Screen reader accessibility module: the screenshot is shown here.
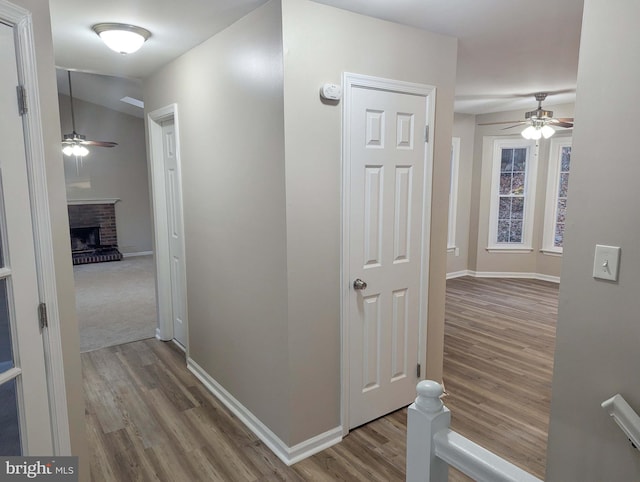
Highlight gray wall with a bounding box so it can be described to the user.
[12,1,88,479]
[546,0,640,479]
[145,0,457,447]
[447,113,475,275]
[60,95,153,254]
[144,0,292,442]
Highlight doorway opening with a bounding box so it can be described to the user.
[56,69,158,353]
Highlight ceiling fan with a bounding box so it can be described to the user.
[61,70,118,157]
[478,92,574,140]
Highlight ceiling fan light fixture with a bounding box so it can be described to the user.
[61,70,118,154]
[521,122,556,140]
[521,125,537,140]
[480,92,573,135]
[541,124,556,139]
[92,23,151,54]
[63,144,89,157]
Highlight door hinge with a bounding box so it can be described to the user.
[38,302,48,330]
[16,85,27,116]
[424,125,429,143]
[417,363,422,378]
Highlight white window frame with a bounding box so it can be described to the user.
[486,137,538,252]
[447,137,460,253]
[542,136,572,255]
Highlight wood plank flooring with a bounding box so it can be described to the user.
[83,339,409,481]
[82,276,558,481]
[445,277,558,481]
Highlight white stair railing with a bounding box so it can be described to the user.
[601,393,640,450]
[406,380,543,482]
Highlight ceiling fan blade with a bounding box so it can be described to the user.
[501,124,526,130]
[555,117,574,122]
[82,140,118,147]
[553,122,574,128]
[478,120,525,126]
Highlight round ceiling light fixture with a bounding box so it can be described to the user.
[92,23,151,55]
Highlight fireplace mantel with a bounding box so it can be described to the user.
[67,198,120,206]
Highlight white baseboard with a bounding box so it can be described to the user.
[122,251,153,258]
[530,273,561,283]
[187,358,342,466]
[446,270,560,284]
[446,270,471,279]
[469,270,560,283]
[172,339,186,352]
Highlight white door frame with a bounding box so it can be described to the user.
[0,0,71,454]
[147,104,189,353]
[341,72,436,434]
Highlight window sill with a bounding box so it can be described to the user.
[540,249,563,257]
[486,246,534,254]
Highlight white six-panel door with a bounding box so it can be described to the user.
[347,81,429,429]
[161,120,187,347]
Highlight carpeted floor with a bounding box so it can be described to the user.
[74,255,157,353]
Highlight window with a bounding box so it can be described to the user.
[487,138,537,251]
[447,137,460,253]
[542,137,572,254]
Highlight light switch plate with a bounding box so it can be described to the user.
[593,244,621,281]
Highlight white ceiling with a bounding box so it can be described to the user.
[50,0,267,79]
[49,0,584,116]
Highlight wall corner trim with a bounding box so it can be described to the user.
[187,358,342,466]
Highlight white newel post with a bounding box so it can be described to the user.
[406,380,451,482]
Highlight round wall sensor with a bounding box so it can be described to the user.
[320,83,342,101]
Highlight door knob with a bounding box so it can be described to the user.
[353,278,367,290]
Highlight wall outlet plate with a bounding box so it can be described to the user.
[593,244,621,281]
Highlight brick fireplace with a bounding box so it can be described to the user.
[68,201,123,265]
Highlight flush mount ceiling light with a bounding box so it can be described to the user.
[92,23,151,54]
